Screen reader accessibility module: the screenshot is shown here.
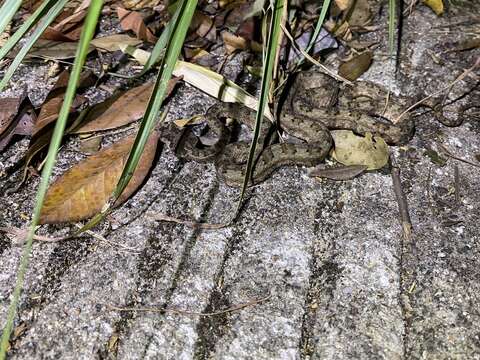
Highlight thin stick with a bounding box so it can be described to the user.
[105,294,272,317]
[0,225,140,252]
[280,24,353,86]
[394,57,480,123]
[391,166,412,240]
[148,213,229,230]
[454,165,460,205]
[438,144,480,168]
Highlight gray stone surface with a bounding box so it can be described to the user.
[1,3,480,360]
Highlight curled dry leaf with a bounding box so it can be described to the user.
[330,130,389,170]
[423,0,444,15]
[173,61,273,120]
[117,6,157,43]
[190,11,216,42]
[309,164,368,180]
[74,77,180,134]
[0,95,37,151]
[338,51,373,81]
[39,131,160,224]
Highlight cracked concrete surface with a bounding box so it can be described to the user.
[1,3,480,360]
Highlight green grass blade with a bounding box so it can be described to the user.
[0,0,60,63]
[114,0,197,198]
[0,0,22,36]
[304,0,331,56]
[73,0,198,235]
[0,2,103,358]
[236,0,286,216]
[388,0,396,55]
[139,6,181,75]
[0,0,69,91]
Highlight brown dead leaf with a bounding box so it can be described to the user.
[41,27,77,42]
[74,77,180,134]
[39,131,160,224]
[117,6,157,43]
[0,95,36,151]
[338,51,373,81]
[34,70,96,135]
[91,34,142,52]
[79,136,102,154]
[28,40,95,59]
[190,11,216,42]
[222,31,248,54]
[52,0,91,40]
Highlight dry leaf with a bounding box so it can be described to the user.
[28,40,94,59]
[222,31,248,53]
[39,131,160,224]
[79,136,102,154]
[190,11,216,42]
[338,51,373,81]
[74,77,179,134]
[330,130,389,170]
[91,34,142,52]
[309,164,368,180]
[0,95,36,151]
[121,0,161,10]
[40,27,77,42]
[34,70,95,135]
[423,0,444,15]
[117,6,157,43]
[172,61,273,120]
[335,0,353,11]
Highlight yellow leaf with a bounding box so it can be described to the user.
[330,130,389,170]
[423,0,444,15]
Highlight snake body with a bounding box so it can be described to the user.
[170,72,459,187]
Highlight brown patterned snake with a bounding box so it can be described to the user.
[163,72,459,187]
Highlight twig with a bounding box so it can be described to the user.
[438,143,480,168]
[394,57,480,123]
[391,166,412,240]
[104,294,272,317]
[0,225,140,252]
[0,226,69,244]
[73,224,141,252]
[454,165,460,205]
[280,24,353,86]
[148,213,229,230]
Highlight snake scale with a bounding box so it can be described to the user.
[163,72,461,187]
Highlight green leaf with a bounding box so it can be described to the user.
[236,0,286,216]
[0,0,70,91]
[0,0,22,37]
[303,0,331,57]
[388,0,396,55]
[75,0,198,234]
[0,1,104,358]
[0,0,61,63]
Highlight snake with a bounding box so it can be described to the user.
[164,71,461,188]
